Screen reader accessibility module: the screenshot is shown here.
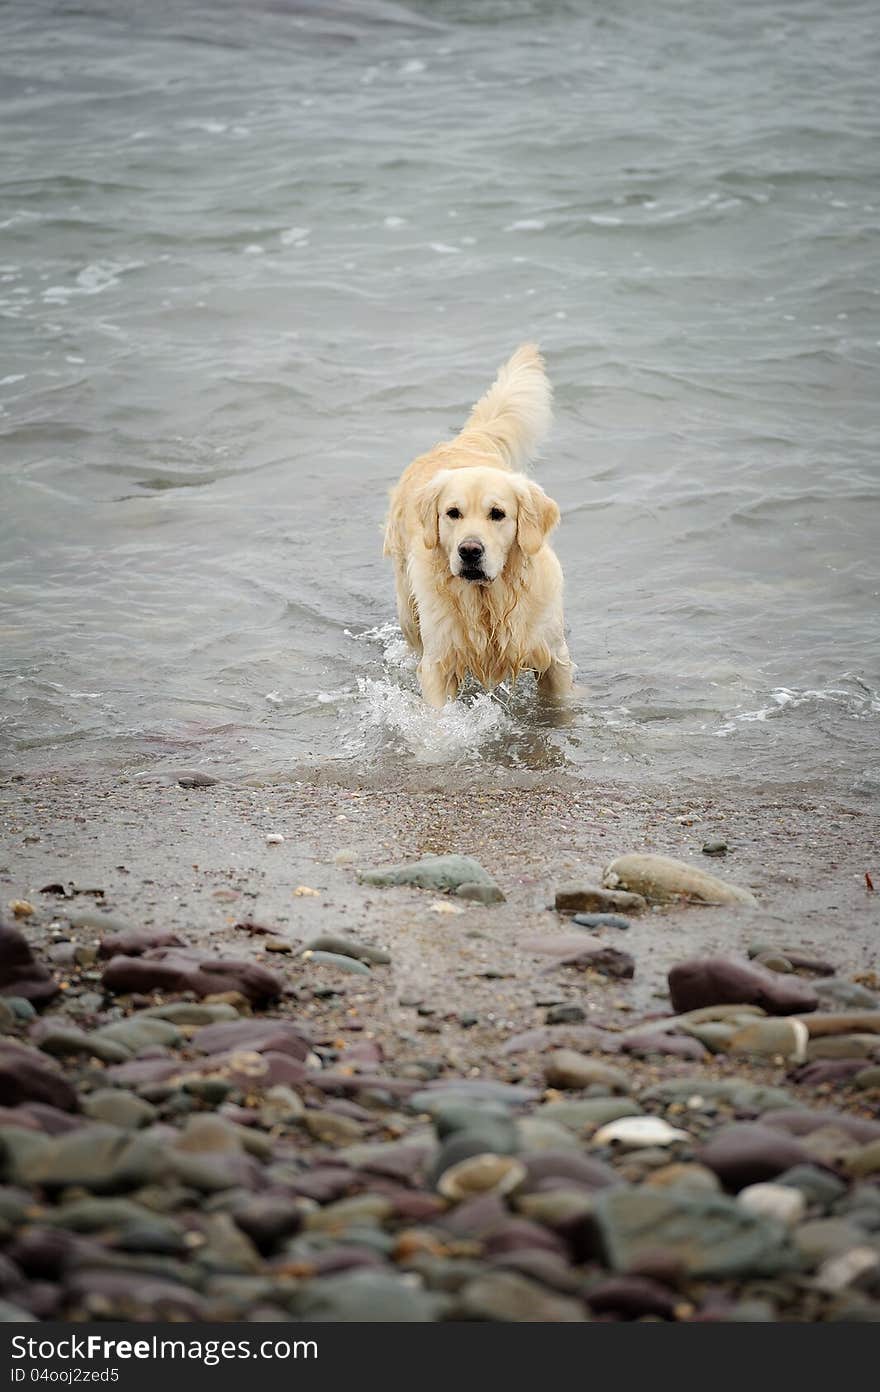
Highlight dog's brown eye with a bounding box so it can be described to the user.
[489,507,506,521]
[446,507,462,519]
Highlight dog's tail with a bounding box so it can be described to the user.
[460,342,552,470]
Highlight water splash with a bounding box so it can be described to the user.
[342,622,512,763]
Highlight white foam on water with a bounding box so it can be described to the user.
[715,680,880,736]
[342,622,512,763]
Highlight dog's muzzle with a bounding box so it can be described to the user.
[456,538,487,581]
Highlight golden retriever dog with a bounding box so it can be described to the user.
[383,343,574,708]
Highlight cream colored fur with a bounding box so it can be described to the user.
[383,344,574,707]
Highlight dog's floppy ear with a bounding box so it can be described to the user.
[415,473,448,550]
[515,477,560,556]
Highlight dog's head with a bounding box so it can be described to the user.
[416,466,560,583]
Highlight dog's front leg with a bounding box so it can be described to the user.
[418,656,455,708]
[537,650,575,699]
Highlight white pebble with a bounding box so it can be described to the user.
[592,1117,689,1149]
[737,1183,806,1226]
[816,1246,880,1293]
[265,833,284,845]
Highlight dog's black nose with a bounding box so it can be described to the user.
[458,540,485,564]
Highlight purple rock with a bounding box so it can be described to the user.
[586,1275,679,1320]
[0,919,58,1005]
[621,1031,708,1060]
[0,1040,78,1112]
[759,1108,880,1143]
[63,1268,206,1318]
[102,948,282,1005]
[668,957,818,1016]
[519,1151,620,1194]
[483,1219,568,1259]
[191,1018,311,1059]
[698,1123,812,1191]
[788,1060,866,1087]
[98,929,184,959]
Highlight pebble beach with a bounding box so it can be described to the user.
[1,769,879,1322]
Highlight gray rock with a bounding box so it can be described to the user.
[572,913,631,930]
[457,1270,587,1321]
[292,1270,444,1321]
[701,840,729,856]
[593,1187,798,1278]
[303,935,390,965]
[816,980,879,1010]
[456,882,505,904]
[543,1052,630,1093]
[430,1129,518,1187]
[410,1082,539,1114]
[360,854,503,902]
[303,950,371,975]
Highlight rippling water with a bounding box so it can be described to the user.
[1,0,878,792]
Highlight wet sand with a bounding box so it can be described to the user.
[3,768,878,1059]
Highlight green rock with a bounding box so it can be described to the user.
[4,998,36,1022]
[538,1098,643,1130]
[516,1117,581,1153]
[593,1187,799,1278]
[516,1189,596,1226]
[0,1128,52,1183]
[140,1003,239,1025]
[0,1187,32,1225]
[432,1102,517,1148]
[794,1218,868,1265]
[360,854,503,901]
[37,1027,130,1065]
[854,1066,880,1090]
[82,1090,157,1129]
[0,1299,34,1321]
[94,1017,182,1054]
[16,1126,166,1194]
[641,1078,796,1114]
[776,1165,847,1208]
[45,1195,158,1231]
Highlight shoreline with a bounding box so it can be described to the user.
[1,768,879,1322]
